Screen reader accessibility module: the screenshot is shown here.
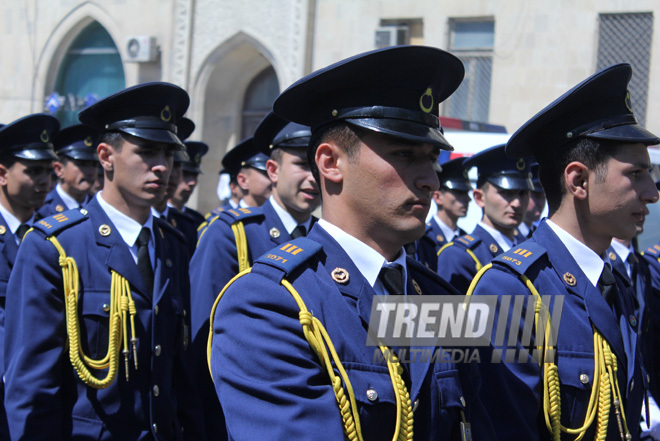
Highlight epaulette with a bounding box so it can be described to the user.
[218,206,264,225]
[32,208,88,236]
[492,241,547,275]
[254,237,323,277]
[453,234,482,250]
[154,216,186,244]
[643,243,660,257]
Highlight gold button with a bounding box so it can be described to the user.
[102,303,110,312]
[580,374,589,384]
[154,304,159,315]
[154,345,161,356]
[153,385,160,397]
[366,388,378,401]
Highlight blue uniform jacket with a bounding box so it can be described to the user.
[641,244,660,402]
[437,224,503,294]
[471,221,645,440]
[426,217,466,251]
[210,225,491,440]
[167,207,197,260]
[182,206,205,229]
[4,198,205,441]
[189,198,315,439]
[0,214,20,439]
[37,187,89,219]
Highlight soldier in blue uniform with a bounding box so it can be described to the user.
[151,118,198,258]
[169,140,209,228]
[468,63,658,440]
[190,110,320,439]
[518,163,546,239]
[0,114,58,440]
[37,124,98,218]
[437,144,532,293]
[409,157,471,271]
[208,46,492,440]
[4,83,205,440]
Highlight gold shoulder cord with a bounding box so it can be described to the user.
[208,269,413,441]
[47,235,138,389]
[467,264,630,441]
[437,242,483,272]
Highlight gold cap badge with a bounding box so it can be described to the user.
[419,88,434,113]
[160,105,172,122]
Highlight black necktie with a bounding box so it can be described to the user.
[136,227,153,295]
[598,264,617,308]
[291,224,307,239]
[16,224,30,244]
[378,263,405,296]
[627,253,638,285]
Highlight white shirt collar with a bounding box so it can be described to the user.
[269,195,311,235]
[151,206,169,220]
[478,221,514,252]
[238,199,248,208]
[610,239,633,278]
[546,219,606,287]
[433,215,459,241]
[97,192,155,264]
[0,202,21,236]
[518,222,530,238]
[318,219,407,295]
[55,183,81,210]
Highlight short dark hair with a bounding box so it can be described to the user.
[99,131,124,150]
[307,122,364,184]
[539,137,623,215]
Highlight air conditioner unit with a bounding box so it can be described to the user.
[375,26,410,49]
[125,36,159,63]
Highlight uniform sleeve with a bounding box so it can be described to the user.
[4,232,68,441]
[188,219,240,438]
[210,271,345,440]
[470,265,543,441]
[437,245,478,294]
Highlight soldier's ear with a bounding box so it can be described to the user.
[0,163,7,186]
[564,161,589,200]
[266,159,279,184]
[52,161,65,179]
[97,143,114,172]
[315,141,343,184]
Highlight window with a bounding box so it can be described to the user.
[597,12,653,125]
[443,19,494,123]
[51,22,125,127]
[241,66,279,138]
[375,18,423,49]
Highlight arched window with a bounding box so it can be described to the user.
[51,22,125,127]
[241,66,279,138]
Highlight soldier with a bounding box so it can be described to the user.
[518,164,546,238]
[436,144,532,293]
[0,114,57,440]
[224,138,271,208]
[469,63,657,440]
[208,46,488,440]
[189,110,320,439]
[426,157,471,248]
[4,83,205,440]
[151,118,197,258]
[169,140,209,228]
[37,124,98,218]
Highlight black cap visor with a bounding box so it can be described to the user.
[585,123,660,145]
[14,147,58,161]
[119,127,185,149]
[182,163,202,174]
[347,117,453,151]
[442,180,472,191]
[486,173,534,191]
[58,146,99,162]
